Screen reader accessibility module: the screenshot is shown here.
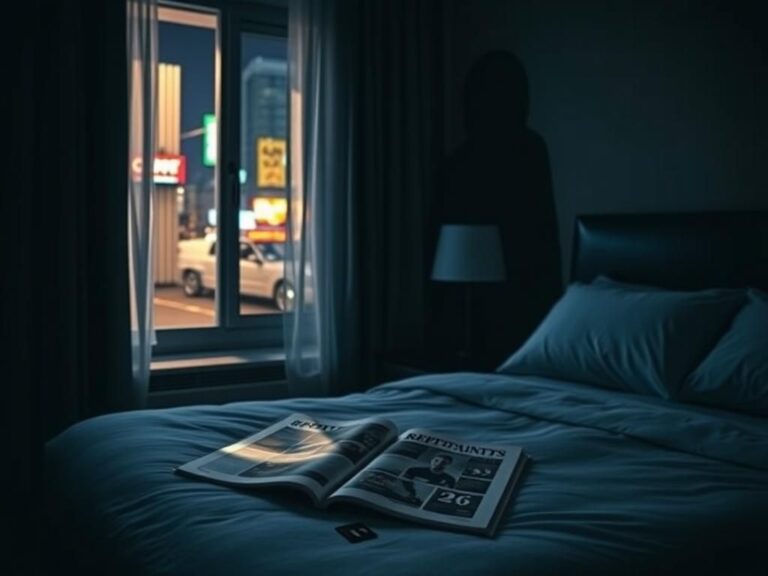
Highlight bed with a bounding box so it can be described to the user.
[45,211,768,576]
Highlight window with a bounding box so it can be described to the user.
[151,1,289,360]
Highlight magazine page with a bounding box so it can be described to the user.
[175,413,399,505]
[328,428,527,535]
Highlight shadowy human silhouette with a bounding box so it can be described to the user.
[434,50,562,362]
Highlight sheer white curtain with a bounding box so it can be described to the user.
[127,0,158,407]
[286,0,361,396]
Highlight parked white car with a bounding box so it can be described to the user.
[177,235,303,311]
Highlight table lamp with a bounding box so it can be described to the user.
[431,224,506,360]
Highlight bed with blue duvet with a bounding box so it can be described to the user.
[44,212,768,575]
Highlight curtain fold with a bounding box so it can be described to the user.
[286,0,444,395]
[17,0,155,451]
[127,0,158,407]
[26,0,134,444]
[15,3,154,569]
[287,0,357,396]
[355,0,444,375]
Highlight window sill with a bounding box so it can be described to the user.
[151,347,285,374]
[149,348,287,404]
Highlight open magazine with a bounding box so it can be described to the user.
[175,413,529,537]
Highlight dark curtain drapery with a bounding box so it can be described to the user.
[9,0,131,571]
[32,0,132,443]
[353,0,445,387]
[287,0,445,394]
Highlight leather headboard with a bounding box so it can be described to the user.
[570,211,768,291]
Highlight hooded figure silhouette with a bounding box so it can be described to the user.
[437,50,562,359]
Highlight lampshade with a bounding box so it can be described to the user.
[431,224,506,282]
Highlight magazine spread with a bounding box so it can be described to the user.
[176,413,529,537]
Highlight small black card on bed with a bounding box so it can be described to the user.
[336,523,378,543]
[176,412,529,537]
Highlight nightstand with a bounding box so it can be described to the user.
[375,349,505,384]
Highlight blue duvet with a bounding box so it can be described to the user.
[45,373,768,575]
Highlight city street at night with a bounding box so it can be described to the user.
[154,285,278,328]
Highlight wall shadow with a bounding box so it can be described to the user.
[432,50,562,363]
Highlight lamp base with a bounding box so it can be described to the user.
[461,283,473,364]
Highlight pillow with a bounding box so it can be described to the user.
[679,288,768,416]
[496,280,745,398]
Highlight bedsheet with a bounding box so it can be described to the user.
[45,373,768,575]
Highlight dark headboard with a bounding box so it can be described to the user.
[570,211,768,291]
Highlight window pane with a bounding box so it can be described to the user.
[154,6,218,329]
[239,33,289,315]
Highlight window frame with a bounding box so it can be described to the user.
[152,0,289,359]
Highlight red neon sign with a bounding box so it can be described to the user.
[131,154,187,185]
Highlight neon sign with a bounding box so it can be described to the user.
[131,154,187,184]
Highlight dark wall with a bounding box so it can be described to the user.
[444,0,768,281]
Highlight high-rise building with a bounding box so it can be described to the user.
[241,56,288,207]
